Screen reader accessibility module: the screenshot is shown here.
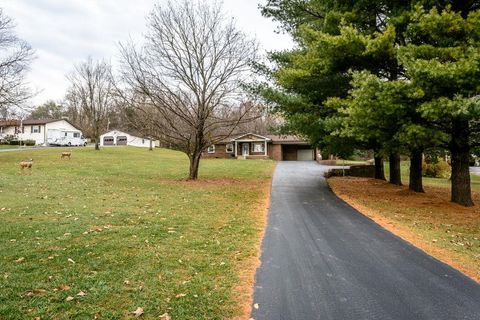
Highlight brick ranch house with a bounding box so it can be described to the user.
[203,133,319,161]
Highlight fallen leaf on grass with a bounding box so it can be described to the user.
[175,293,186,298]
[65,296,74,301]
[67,258,75,264]
[76,291,86,297]
[23,289,47,298]
[33,288,47,295]
[58,284,71,291]
[15,257,25,263]
[131,307,144,317]
[159,313,171,320]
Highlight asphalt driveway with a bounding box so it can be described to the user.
[251,161,480,320]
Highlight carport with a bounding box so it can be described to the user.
[281,144,315,161]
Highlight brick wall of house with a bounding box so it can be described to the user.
[203,143,234,159]
[269,144,282,161]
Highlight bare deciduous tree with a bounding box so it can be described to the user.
[66,58,114,150]
[232,101,281,135]
[0,9,34,115]
[119,0,259,179]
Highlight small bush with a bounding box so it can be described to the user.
[324,168,349,178]
[422,160,451,178]
[8,140,36,146]
[24,139,36,146]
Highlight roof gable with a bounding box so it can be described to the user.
[231,133,271,141]
[101,129,146,139]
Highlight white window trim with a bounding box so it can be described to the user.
[207,144,215,153]
[32,125,41,133]
[225,143,233,153]
[253,142,265,153]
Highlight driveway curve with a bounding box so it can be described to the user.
[251,161,480,320]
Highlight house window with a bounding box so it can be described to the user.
[253,142,265,153]
[31,125,41,133]
[226,143,233,153]
[15,127,24,134]
[207,145,215,153]
[73,132,80,138]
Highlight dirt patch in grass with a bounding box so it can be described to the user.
[328,177,480,283]
[229,181,271,320]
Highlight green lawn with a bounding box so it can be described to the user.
[384,161,480,191]
[0,145,35,149]
[0,147,275,319]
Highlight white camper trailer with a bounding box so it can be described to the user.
[0,119,86,146]
[47,129,87,146]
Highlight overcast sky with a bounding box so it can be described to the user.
[0,0,294,106]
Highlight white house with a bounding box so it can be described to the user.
[100,130,159,148]
[0,119,85,146]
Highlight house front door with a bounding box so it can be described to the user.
[242,143,249,156]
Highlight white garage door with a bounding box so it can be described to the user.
[297,149,314,161]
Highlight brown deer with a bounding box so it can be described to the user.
[61,151,71,159]
[19,159,33,170]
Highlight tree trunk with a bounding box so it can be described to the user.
[374,155,386,180]
[450,123,473,206]
[188,152,201,180]
[389,152,402,185]
[409,149,424,192]
[149,137,153,151]
[94,125,100,150]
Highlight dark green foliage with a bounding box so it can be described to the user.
[9,140,35,146]
[24,139,35,146]
[28,101,65,120]
[258,0,480,206]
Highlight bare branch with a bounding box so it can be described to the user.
[65,58,115,150]
[0,9,34,116]
[118,0,259,179]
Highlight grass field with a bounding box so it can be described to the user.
[0,147,275,319]
[0,145,34,149]
[383,161,480,191]
[329,163,480,282]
